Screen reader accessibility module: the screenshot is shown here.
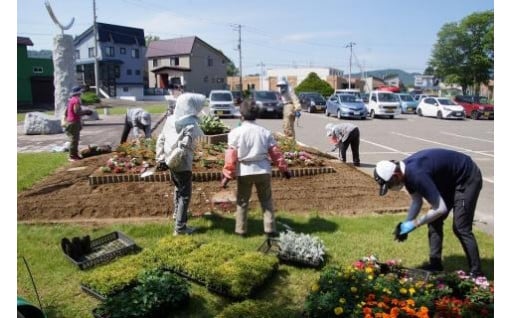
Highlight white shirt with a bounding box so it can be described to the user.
[228,121,277,176]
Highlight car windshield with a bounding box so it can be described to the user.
[211,93,233,102]
[438,99,458,106]
[399,94,414,101]
[339,95,357,102]
[254,91,278,100]
[305,94,325,102]
[378,93,397,102]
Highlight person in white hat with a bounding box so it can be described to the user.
[373,148,484,278]
[325,123,360,166]
[120,108,152,144]
[155,93,205,236]
[276,76,301,139]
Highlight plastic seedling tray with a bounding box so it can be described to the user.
[63,231,139,270]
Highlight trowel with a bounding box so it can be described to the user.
[141,167,156,178]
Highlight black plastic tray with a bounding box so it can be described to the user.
[63,231,139,270]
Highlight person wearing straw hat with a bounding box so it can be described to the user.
[373,148,484,278]
[64,85,92,162]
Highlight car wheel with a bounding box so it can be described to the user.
[369,109,375,118]
[417,108,423,117]
[437,111,443,119]
[325,108,330,117]
[471,111,479,120]
[389,115,394,119]
[337,110,342,119]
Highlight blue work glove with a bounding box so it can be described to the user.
[399,221,416,235]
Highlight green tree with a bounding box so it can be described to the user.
[294,72,334,97]
[226,59,239,76]
[145,35,160,46]
[423,66,435,75]
[429,10,493,94]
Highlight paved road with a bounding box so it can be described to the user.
[17,109,494,235]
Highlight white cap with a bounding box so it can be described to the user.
[276,76,288,86]
[374,160,398,196]
[140,112,151,126]
[325,123,334,136]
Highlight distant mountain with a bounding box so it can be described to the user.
[351,69,421,87]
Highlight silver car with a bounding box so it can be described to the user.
[325,94,367,119]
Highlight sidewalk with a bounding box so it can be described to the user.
[17,112,168,153]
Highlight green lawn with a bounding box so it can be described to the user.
[16,153,494,317]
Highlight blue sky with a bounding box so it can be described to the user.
[17,0,494,75]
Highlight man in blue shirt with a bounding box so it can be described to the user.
[373,149,484,278]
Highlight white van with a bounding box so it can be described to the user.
[367,91,400,119]
[207,90,238,118]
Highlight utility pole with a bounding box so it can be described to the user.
[346,42,356,90]
[93,0,100,95]
[256,61,265,90]
[237,24,243,97]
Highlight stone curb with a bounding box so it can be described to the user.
[88,166,335,186]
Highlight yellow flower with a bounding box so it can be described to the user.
[365,267,374,274]
[399,288,407,294]
[368,275,374,280]
[409,288,416,296]
[351,286,358,293]
[334,307,344,315]
[311,283,319,292]
[339,298,346,304]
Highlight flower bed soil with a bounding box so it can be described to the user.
[17,149,411,222]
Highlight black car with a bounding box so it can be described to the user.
[298,92,327,113]
[250,90,283,118]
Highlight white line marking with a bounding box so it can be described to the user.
[390,132,494,158]
[360,139,410,156]
[440,132,494,143]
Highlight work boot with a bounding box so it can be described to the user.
[173,226,196,236]
[470,271,485,279]
[418,258,443,272]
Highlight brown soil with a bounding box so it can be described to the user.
[17,151,411,223]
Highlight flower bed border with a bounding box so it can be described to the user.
[88,166,335,186]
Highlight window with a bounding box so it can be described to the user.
[32,66,43,74]
[88,47,95,58]
[207,56,213,67]
[114,65,120,78]
[120,47,126,54]
[74,50,80,60]
[152,59,158,67]
[135,70,141,75]
[123,87,129,92]
[105,46,115,57]
[127,69,132,75]
[170,57,179,66]
[131,49,139,58]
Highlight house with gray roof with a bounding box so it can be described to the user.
[146,36,229,95]
[74,22,146,99]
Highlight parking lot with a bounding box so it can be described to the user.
[17,110,494,235]
[220,112,495,236]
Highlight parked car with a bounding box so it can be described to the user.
[396,93,419,114]
[453,95,494,120]
[367,91,400,119]
[250,90,283,118]
[361,93,369,103]
[298,92,327,113]
[207,90,237,118]
[325,93,367,120]
[414,94,437,102]
[416,97,465,120]
[334,89,362,101]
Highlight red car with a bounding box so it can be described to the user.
[453,95,494,120]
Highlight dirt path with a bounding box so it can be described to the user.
[17,153,410,223]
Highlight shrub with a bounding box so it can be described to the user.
[81,91,100,105]
[199,115,230,135]
[216,300,295,318]
[294,72,334,97]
